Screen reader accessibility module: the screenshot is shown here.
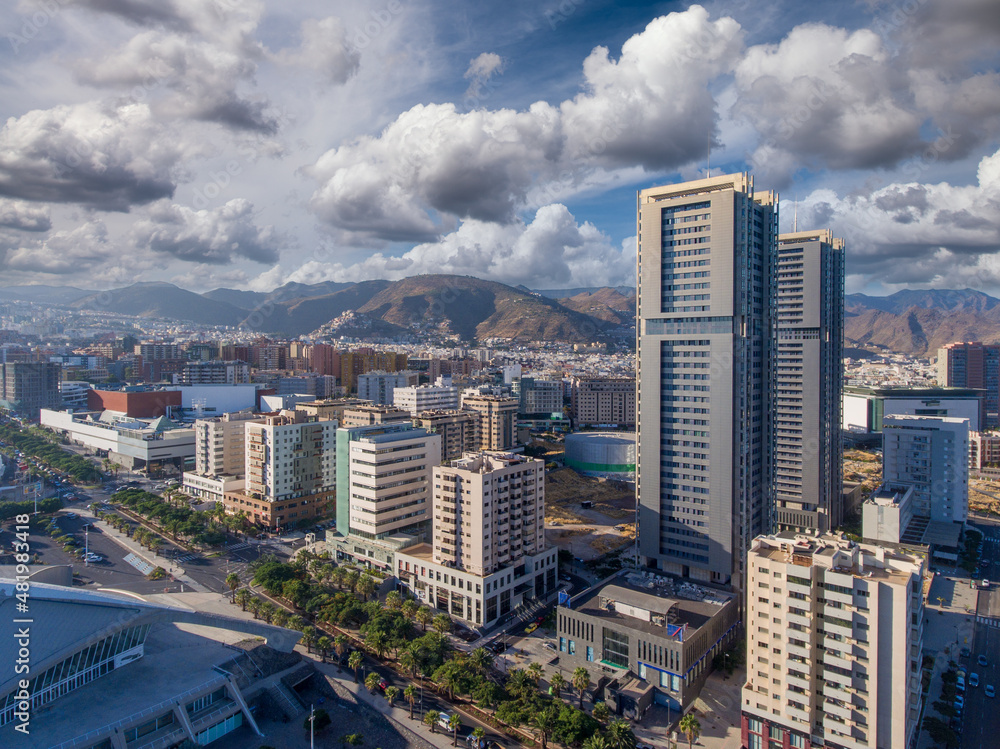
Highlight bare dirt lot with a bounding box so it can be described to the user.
[544,468,635,560]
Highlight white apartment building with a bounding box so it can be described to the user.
[393,382,460,416]
[742,533,925,749]
[395,452,557,628]
[357,370,420,405]
[223,409,336,528]
[328,423,441,569]
[193,411,261,477]
[182,410,262,502]
[882,415,969,525]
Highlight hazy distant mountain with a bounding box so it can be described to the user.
[533,285,635,299]
[200,288,267,309]
[354,275,610,342]
[71,282,248,327]
[239,280,392,334]
[0,285,96,305]
[845,288,1000,315]
[557,287,636,326]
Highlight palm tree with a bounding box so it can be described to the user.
[348,650,363,682]
[366,629,389,660]
[679,714,701,749]
[572,667,591,709]
[432,612,452,634]
[404,685,417,720]
[399,647,418,678]
[401,599,418,620]
[331,566,345,589]
[385,684,399,707]
[247,597,261,620]
[606,718,637,749]
[583,735,611,749]
[357,575,377,601]
[365,672,381,693]
[235,588,250,611]
[345,569,360,593]
[549,672,566,699]
[302,626,317,654]
[527,662,543,685]
[592,701,612,724]
[317,636,332,663]
[472,727,486,748]
[415,607,432,632]
[273,610,291,629]
[469,647,493,675]
[424,709,440,734]
[385,590,402,609]
[532,706,557,749]
[260,601,276,624]
[225,572,240,601]
[334,634,349,662]
[449,713,462,747]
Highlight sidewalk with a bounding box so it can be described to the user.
[310,658,453,749]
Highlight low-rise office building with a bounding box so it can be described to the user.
[556,571,738,713]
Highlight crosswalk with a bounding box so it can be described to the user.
[123,553,154,575]
[977,616,1000,628]
[226,542,252,552]
[174,552,200,563]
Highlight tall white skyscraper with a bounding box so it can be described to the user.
[773,230,845,533]
[636,173,777,587]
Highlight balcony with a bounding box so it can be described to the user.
[824,699,852,721]
[786,703,810,724]
[787,640,812,660]
[787,611,812,628]
[787,672,811,691]
[824,652,852,672]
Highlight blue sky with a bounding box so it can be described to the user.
[0,0,997,296]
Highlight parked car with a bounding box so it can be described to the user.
[957,676,965,691]
[979,654,989,667]
[970,673,980,687]
[954,694,965,710]
[961,647,972,658]
[987,685,996,699]
[438,712,454,730]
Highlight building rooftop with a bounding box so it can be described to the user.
[568,571,734,642]
[866,483,913,507]
[753,532,925,585]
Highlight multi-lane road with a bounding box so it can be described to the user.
[962,520,1000,748]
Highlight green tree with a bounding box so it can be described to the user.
[469,646,493,675]
[399,647,418,677]
[416,607,432,632]
[357,574,377,601]
[527,661,544,685]
[550,672,566,700]
[247,597,261,620]
[226,572,240,601]
[449,713,462,747]
[385,685,399,708]
[473,681,504,711]
[606,718,637,749]
[592,702,612,723]
[532,707,559,749]
[432,612,452,634]
[402,599,418,620]
[404,684,417,720]
[573,667,591,709]
[334,634,349,661]
[235,588,250,611]
[348,650,363,682]
[424,709,441,734]
[366,628,389,659]
[679,714,701,749]
[583,735,611,749]
[317,636,332,663]
[385,590,402,609]
[365,672,381,693]
[302,626,317,654]
[472,727,486,747]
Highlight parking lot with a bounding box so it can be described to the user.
[1,509,190,595]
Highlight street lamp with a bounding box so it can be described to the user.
[308,704,315,749]
[83,523,90,567]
